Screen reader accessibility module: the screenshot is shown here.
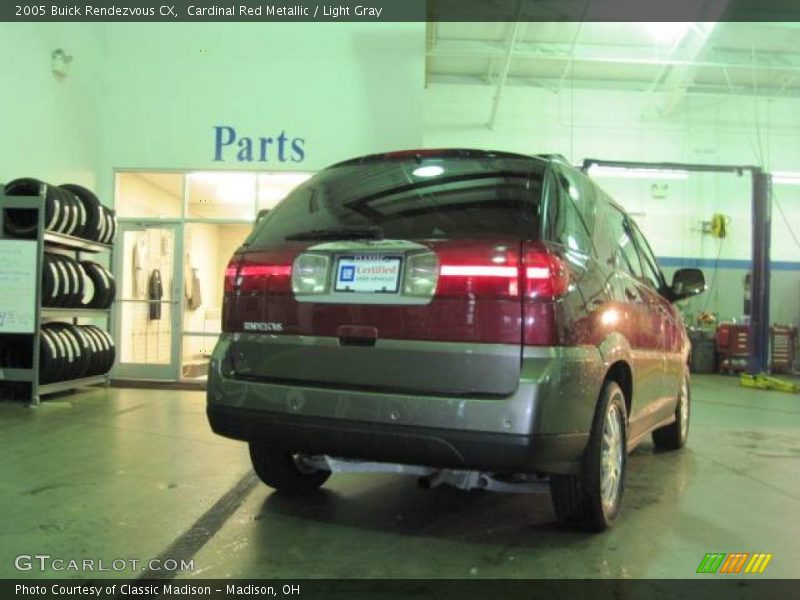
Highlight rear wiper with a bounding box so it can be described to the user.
[285,226,384,241]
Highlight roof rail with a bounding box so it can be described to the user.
[536,153,572,165]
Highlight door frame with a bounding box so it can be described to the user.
[111,219,184,380]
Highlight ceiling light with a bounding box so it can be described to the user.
[412,165,444,177]
[643,22,692,45]
[587,166,689,180]
[772,171,800,185]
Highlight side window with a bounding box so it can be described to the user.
[630,221,664,290]
[541,169,560,241]
[551,166,595,254]
[595,204,643,279]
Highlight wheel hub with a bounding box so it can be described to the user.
[601,401,624,513]
[680,379,690,440]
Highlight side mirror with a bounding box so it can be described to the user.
[255,208,270,225]
[670,268,706,301]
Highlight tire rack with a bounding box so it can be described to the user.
[0,192,113,406]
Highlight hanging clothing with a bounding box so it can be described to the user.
[148,269,163,320]
[132,240,144,299]
[186,268,202,310]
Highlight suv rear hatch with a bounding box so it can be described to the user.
[224,150,554,397]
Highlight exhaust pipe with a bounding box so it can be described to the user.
[417,470,447,490]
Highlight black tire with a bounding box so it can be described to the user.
[80,262,105,308]
[62,191,78,237]
[85,325,114,374]
[1,335,32,369]
[39,329,60,383]
[52,326,78,381]
[77,325,101,375]
[66,325,93,379]
[96,328,116,373]
[3,178,53,238]
[249,444,330,493]
[61,255,83,307]
[48,324,83,380]
[41,254,57,307]
[106,209,117,245]
[79,325,103,375]
[99,207,111,244]
[61,188,86,238]
[80,261,115,308]
[78,262,96,307]
[60,184,103,242]
[652,369,690,450]
[42,327,68,382]
[96,264,116,307]
[50,255,71,307]
[551,380,628,532]
[97,207,108,244]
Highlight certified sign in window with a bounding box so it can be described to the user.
[334,255,402,293]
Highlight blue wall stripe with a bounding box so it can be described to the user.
[657,256,800,272]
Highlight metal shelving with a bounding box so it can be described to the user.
[41,307,111,320]
[43,230,112,254]
[0,191,113,405]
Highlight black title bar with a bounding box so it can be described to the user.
[4,0,800,22]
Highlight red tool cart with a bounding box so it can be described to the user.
[717,323,749,374]
[770,326,797,374]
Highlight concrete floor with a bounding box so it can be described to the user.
[1,374,798,580]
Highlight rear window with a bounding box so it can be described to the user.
[247,156,546,247]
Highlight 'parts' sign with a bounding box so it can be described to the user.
[213,125,305,163]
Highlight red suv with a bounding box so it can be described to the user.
[207,149,705,530]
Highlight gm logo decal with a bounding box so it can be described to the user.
[696,552,773,574]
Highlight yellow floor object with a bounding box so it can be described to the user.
[740,372,800,393]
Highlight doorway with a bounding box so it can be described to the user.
[113,221,182,380]
[112,170,313,382]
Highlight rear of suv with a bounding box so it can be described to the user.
[207,149,705,531]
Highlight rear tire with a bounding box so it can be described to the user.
[652,369,690,450]
[249,443,330,493]
[550,380,628,531]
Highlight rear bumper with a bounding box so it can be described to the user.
[207,334,605,475]
[208,404,588,474]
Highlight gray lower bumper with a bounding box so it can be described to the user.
[208,404,588,474]
[207,334,605,474]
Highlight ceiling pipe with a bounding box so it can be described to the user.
[428,45,800,74]
[489,15,523,129]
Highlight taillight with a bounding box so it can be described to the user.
[225,258,292,293]
[224,259,240,293]
[436,245,568,300]
[523,250,569,299]
[436,244,520,299]
[292,254,330,294]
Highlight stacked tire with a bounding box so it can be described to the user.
[3,179,116,245]
[39,323,115,383]
[42,253,115,309]
[0,335,33,370]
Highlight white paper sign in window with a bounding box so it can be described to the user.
[0,240,37,333]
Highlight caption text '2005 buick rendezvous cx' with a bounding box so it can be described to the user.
[207,149,705,531]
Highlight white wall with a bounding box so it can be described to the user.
[1,22,425,207]
[95,23,426,205]
[0,23,103,189]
